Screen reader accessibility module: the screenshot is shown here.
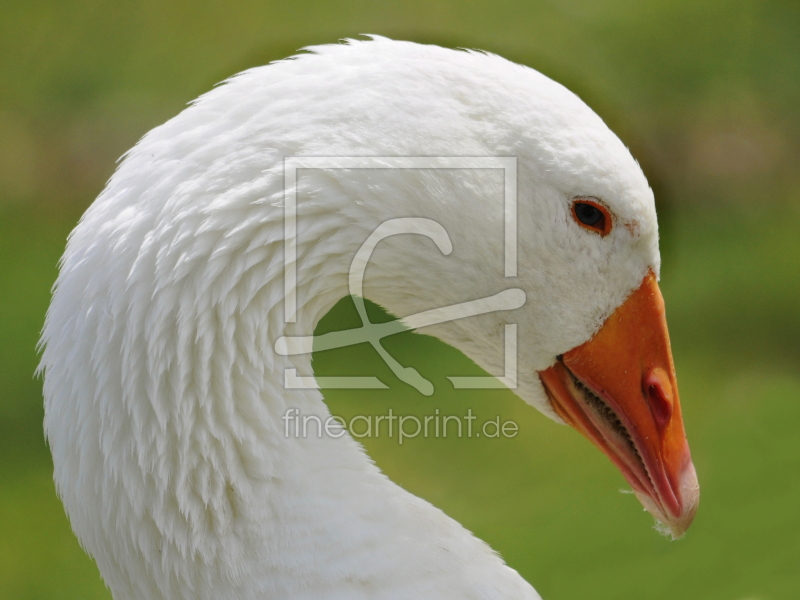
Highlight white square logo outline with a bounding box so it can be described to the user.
[277,156,522,393]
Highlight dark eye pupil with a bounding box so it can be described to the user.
[575,202,603,226]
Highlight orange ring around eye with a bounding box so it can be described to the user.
[571,198,612,237]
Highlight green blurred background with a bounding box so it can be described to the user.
[1,1,799,599]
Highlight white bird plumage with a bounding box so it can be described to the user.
[39,37,689,600]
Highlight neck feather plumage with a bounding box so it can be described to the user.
[40,160,537,599]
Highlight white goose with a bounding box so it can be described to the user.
[40,37,699,600]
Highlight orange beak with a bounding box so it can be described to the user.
[539,272,699,538]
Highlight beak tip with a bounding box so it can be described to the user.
[674,460,700,535]
[635,459,699,540]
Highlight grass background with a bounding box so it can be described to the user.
[1,1,799,599]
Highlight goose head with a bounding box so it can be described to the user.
[297,39,699,537]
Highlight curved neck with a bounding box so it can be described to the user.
[43,183,536,599]
[36,132,548,599]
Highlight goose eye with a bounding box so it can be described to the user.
[571,199,612,236]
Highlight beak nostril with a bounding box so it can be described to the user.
[644,372,673,430]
